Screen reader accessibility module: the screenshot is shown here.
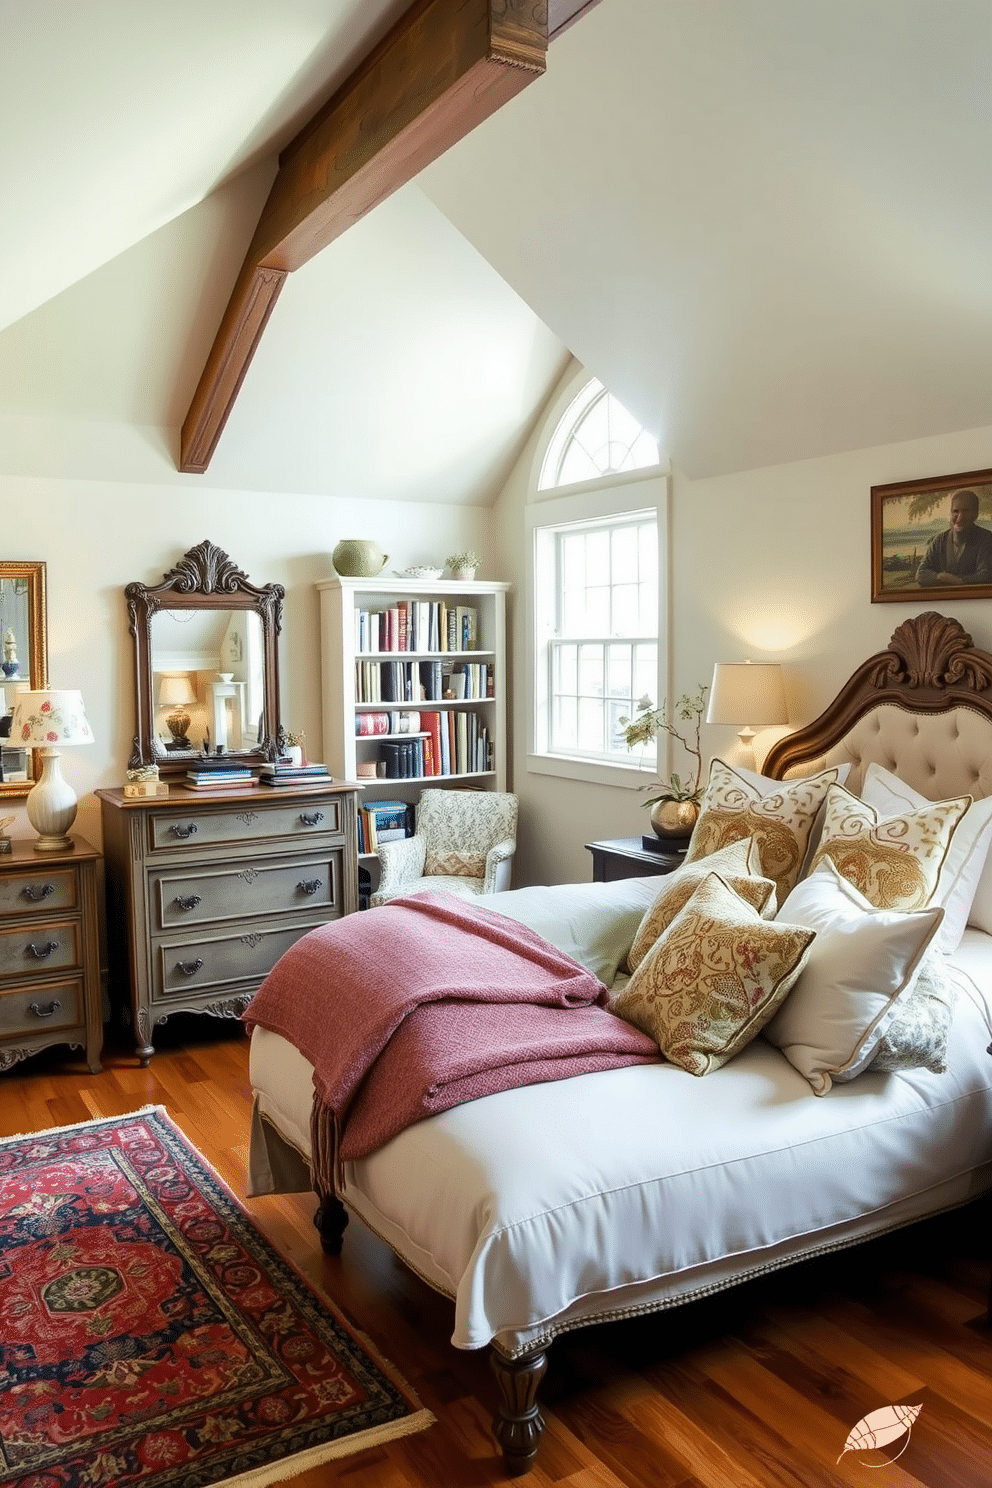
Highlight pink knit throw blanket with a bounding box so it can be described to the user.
[244,890,658,1189]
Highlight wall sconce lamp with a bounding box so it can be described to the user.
[10,689,95,851]
[158,675,197,749]
[706,660,788,770]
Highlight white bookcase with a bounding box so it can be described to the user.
[318,576,510,886]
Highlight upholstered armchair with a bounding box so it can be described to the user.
[370,788,518,907]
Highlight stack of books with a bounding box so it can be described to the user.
[258,759,332,788]
[357,799,413,853]
[185,760,256,790]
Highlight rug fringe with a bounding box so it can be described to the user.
[0,1103,164,1145]
[215,1409,437,1488]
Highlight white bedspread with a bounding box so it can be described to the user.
[249,926,992,1359]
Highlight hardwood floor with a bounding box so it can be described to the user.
[4,1020,992,1487]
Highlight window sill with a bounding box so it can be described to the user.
[526,751,656,789]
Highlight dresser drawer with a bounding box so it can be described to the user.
[0,868,78,918]
[151,918,329,1003]
[0,920,81,979]
[147,798,342,854]
[150,853,342,932]
[0,979,83,1037]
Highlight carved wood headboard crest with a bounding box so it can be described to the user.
[764,611,992,780]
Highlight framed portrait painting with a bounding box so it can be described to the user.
[871,467,992,603]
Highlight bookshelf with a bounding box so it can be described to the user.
[318,576,510,887]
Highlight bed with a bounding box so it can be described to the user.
[246,611,992,1474]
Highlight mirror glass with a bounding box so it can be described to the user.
[0,561,48,798]
[127,542,284,779]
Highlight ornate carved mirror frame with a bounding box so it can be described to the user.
[127,541,284,781]
[0,560,48,800]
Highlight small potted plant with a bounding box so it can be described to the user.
[446,550,481,580]
[618,683,708,838]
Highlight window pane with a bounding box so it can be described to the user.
[584,584,610,634]
[577,697,604,751]
[612,582,639,635]
[554,694,578,750]
[577,644,604,699]
[611,524,639,581]
[606,643,632,705]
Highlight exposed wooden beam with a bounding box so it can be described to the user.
[180,0,547,475]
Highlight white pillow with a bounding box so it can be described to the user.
[860,762,992,952]
[475,877,660,986]
[764,860,944,1095]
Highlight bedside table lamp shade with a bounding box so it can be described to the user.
[706,662,788,767]
[10,689,95,851]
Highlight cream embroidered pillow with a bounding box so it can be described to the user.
[860,763,992,952]
[685,759,840,903]
[626,836,777,973]
[766,860,944,1093]
[612,872,814,1077]
[807,782,969,912]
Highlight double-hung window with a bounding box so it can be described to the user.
[545,512,658,761]
[527,373,666,786]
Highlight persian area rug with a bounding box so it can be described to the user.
[0,1105,433,1488]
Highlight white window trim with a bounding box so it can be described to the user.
[525,471,671,788]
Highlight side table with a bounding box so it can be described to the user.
[0,837,103,1073]
[585,836,687,883]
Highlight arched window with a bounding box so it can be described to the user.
[538,378,659,490]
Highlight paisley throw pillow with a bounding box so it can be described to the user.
[807,782,969,912]
[685,758,840,903]
[626,836,776,973]
[612,872,814,1077]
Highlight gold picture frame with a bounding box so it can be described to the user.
[871,467,992,603]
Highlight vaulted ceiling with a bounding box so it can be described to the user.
[1,0,989,502]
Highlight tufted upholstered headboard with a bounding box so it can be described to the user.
[763,612,992,801]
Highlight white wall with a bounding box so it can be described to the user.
[0,472,492,850]
[493,372,992,888]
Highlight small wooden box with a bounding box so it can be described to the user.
[124,780,170,799]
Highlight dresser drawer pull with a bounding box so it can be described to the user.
[297,878,322,896]
[174,895,202,912]
[299,812,324,827]
[22,883,56,902]
[29,999,62,1019]
[27,941,59,959]
[169,823,198,839]
[176,958,204,977]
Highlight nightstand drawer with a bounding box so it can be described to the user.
[0,868,78,917]
[150,853,342,931]
[0,979,83,1036]
[151,918,329,1003]
[0,920,81,979]
[148,798,342,853]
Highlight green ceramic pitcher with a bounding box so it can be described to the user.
[331,540,390,578]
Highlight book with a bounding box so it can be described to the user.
[259,773,331,786]
[184,777,258,790]
[259,760,330,776]
[185,768,252,783]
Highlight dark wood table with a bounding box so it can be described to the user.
[585,836,688,882]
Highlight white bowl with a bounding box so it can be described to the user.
[395,565,443,580]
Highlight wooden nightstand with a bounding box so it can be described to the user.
[585,836,687,883]
[0,837,103,1074]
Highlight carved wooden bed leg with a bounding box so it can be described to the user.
[313,1192,349,1255]
[490,1346,548,1476]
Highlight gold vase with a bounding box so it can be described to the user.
[649,798,699,839]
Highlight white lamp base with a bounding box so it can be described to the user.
[27,748,77,851]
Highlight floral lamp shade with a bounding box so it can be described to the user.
[11,690,94,747]
[9,689,95,852]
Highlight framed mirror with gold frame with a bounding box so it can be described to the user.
[0,561,49,799]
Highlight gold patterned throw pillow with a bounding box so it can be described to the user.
[807,783,969,912]
[626,836,777,973]
[426,851,487,879]
[684,759,840,903]
[612,872,815,1077]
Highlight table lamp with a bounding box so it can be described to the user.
[158,675,196,748]
[10,689,95,851]
[706,661,788,770]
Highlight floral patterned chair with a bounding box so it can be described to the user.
[369,789,518,907]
